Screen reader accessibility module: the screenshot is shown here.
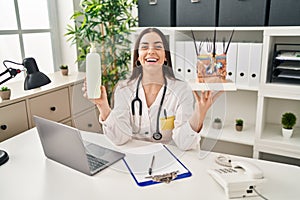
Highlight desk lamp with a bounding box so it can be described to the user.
[1,57,51,90]
[23,57,51,90]
[0,57,51,166]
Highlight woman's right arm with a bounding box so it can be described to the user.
[82,81,111,121]
[83,81,132,145]
[100,85,132,145]
[92,86,111,121]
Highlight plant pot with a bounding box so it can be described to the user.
[212,122,222,129]
[282,128,293,138]
[0,89,11,100]
[61,69,68,76]
[235,125,243,132]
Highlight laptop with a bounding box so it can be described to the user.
[33,116,125,176]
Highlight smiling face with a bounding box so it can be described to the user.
[129,28,175,82]
[137,32,166,68]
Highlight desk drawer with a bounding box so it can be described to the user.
[29,88,71,125]
[70,82,94,115]
[72,108,101,133]
[0,101,29,141]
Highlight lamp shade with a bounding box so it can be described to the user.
[23,58,51,90]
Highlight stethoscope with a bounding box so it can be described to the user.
[131,74,167,140]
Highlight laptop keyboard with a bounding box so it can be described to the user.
[86,154,109,172]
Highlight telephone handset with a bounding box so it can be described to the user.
[208,159,266,199]
[231,161,264,179]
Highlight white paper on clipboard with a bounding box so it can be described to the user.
[122,143,192,187]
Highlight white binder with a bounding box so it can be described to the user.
[215,42,224,55]
[248,43,262,89]
[184,41,197,82]
[236,43,251,87]
[174,41,185,80]
[226,43,238,83]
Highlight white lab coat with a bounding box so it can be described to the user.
[100,77,200,151]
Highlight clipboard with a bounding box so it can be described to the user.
[122,143,192,187]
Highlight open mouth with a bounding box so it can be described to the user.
[146,58,158,63]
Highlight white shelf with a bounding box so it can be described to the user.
[264,27,300,36]
[200,122,255,146]
[134,26,265,31]
[260,83,300,100]
[0,72,86,106]
[189,81,236,91]
[135,26,300,31]
[260,124,300,149]
[235,85,259,91]
[256,124,300,159]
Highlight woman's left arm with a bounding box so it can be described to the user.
[171,84,200,151]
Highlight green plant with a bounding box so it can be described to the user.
[0,86,9,91]
[65,0,138,102]
[281,112,297,129]
[60,65,68,69]
[236,119,243,126]
[214,118,222,123]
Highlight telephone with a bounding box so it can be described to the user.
[208,160,265,199]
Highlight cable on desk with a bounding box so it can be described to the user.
[251,186,268,200]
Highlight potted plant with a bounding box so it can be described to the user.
[0,86,11,100]
[60,65,69,76]
[212,118,222,129]
[235,119,243,132]
[281,112,297,138]
[65,0,138,103]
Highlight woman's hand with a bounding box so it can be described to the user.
[190,90,223,132]
[82,79,111,121]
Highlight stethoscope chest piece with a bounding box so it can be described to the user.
[153,132,162,140]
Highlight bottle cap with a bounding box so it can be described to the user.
[90,43,97,53]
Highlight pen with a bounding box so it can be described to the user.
[148,155,155,175]
[164,109,167,119]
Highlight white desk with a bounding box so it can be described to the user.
[0,128,299,200]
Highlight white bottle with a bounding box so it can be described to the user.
[86,43,101,99]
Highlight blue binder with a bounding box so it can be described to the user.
[122,144,192,187]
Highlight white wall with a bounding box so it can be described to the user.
[55,0,137,73]
[56,0,78,72]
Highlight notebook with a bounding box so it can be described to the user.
[33,116,125,176]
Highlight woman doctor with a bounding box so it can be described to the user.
[85,28,220,151]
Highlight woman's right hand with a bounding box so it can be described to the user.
[82,79,111,121]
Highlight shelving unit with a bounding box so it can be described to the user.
[134,27,300,165]
[252,28,300,165]
[171,27,261,158]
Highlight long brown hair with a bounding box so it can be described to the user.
[129,28,176,81]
